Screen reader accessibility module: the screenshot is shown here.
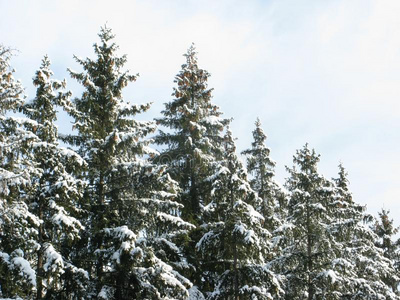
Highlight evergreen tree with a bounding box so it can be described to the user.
[373,209,400,293]
[0,45,24,112]
[197,129,282,299]
[155,45,230,292]
[155,44,230,223]
[64,26,192,299]
[0,45,40,299]
[22,56,88,299]
[241,118,286,233]
[0,45,30,198]
[328,165,399,299]
[273,145,340,299]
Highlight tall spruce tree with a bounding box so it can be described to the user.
[22,56,88,299]
[155,44,230,223]
[373,209,400,293]
[241,118,286,233]
[276,159,400,299]
[154,45,230,292]
[273,145,340,299]
[327,165,399,299]
[0,45,40,299]
[197,129,282,299]
[0,45,31,200]
[64,26,192,299]
[0,45,24,112]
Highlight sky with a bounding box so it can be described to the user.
[1,0,399,224]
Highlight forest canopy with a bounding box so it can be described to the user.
[0,27,399,300]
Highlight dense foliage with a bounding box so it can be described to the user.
[0,28,399,300]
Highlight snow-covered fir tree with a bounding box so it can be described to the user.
[329,165,399,299]
[154,45,230,292]
[241,118,286,233]
[64,26,192,299]
[155,44,230,223]
[0,45,40,299]
[197,129,283,300]
[0,45,30,200]
[21,56,88,299]
[0,45,24,112]
[275,151,400,300]
[373,208,400,293]
[273,145,342,300]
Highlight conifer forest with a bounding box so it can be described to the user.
[0,26,399,300]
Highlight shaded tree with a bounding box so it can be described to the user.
[197,130,282,299]
[64,26,192,299]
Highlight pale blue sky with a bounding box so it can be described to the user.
[1,0,399,224]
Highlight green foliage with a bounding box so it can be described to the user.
[197,130,282,299]
[242,118,286,233]
[64,26,192,299]
[0,45,39,299]
[155,44,229,222]
[372,208,400,294]
[274,145,338,300]
[21,56,87,299]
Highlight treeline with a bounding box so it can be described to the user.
[0,26,399,300]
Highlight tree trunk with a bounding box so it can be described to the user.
[233,240,239,300]
[231,184,239,300]
[36,201,44,300]
[96,171,105,291]
[99,172,104,205]
[306,200,313,300]
[115,271,123,300]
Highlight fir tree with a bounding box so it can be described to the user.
[241,118,286,233]
[197,130,282,299]
[0,44,30,198]
[274,145,339,300]
[0,45,40,299]
[0,45,24,111]
[328,165,399,299]
[373,209,400,293]
[155,45,230,291]
[22,56,88,299]
[64,26,192,299]
[155,44,230,223]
